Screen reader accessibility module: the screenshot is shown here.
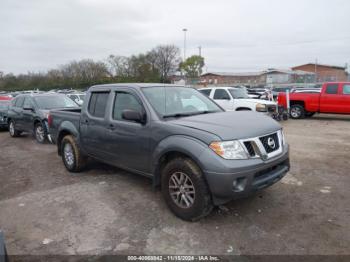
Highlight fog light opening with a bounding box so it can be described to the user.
[233,177,247,193]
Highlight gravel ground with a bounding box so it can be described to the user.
[0,114,349,256]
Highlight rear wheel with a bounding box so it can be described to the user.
[61,135,87,172]
[290,105,305,119]
[161,157,213,221]
[34,122,47,143]
[9,120,21,137]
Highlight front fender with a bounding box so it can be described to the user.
[152,135,209,186]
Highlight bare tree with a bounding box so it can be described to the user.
[151,45,180,83]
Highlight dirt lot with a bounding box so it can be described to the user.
[0,114,350,256]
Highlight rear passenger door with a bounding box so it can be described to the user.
[320,84,341,113]
[22,97,35,132]
[80,91,111,158]
[104,90,151,174]
[340,83,350,113]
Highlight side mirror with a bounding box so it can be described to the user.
[122,109,145,124]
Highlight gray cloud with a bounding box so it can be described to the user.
[0,0,349,74]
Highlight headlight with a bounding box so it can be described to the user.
[209,140,248,159]
[256,103,267,112]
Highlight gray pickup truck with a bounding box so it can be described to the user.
[49,84,290,221]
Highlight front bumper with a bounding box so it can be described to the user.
[202,144,290,205]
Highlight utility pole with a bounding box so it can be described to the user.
[182,28,188,62]
[315,59,318,83]
[198,46,202,57]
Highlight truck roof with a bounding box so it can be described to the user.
[89,83,185,91]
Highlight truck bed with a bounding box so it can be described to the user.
[49,108,82,144]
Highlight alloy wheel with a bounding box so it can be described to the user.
[63,143,75,167]
[169,172,196,208]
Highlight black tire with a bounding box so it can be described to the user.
[290,104,305,119]
[61,135,87,172]
[34,122,47,144]
[161,157,213,221]
[305,112,315,118]
[8,120,21,137]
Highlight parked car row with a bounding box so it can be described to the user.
[7,82,347,220]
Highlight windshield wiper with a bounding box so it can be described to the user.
[163,110,218,118]
[163,113,195,118]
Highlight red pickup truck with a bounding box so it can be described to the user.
[278,82,350,119]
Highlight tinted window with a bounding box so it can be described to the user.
[34,95,78,109]
[113,92,143,121]
[88,92,109,118]
[229,89,249,99]
[343,85,350,95]
[213,89,230,100]
[199,89,211,97]
[326,84,338,94]
[23,97,34,109]
[15,97,25,107]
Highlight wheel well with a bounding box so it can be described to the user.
[57,130,72,155]
[236,107,252,111]
[154,151,198,188]
[290,100,305,108]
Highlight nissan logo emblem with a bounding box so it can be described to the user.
[267,137,276,149]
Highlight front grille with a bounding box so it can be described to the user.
[259,133,279,153]
[243,141,255,157]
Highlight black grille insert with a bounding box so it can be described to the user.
[259,133,279,153]
[243,141,256,157]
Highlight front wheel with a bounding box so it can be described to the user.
[161,157,213,221]
[290,105,305,119]
[61,135,87,172]
[34,122,47,143]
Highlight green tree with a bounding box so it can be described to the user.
[180,55,205,79]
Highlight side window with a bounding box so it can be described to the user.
[11,98,17,107]
[15,97,25,108]
[343,84,350,95]
[113,92,143,121]
[88,92,109,118]
[199,89,211,97]
[213,89,230,100]
[325,84,338,94]
[23,97,33,109]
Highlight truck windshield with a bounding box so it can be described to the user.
[34,95,79,109]
[229,89,250,99]
[142,86,222,118]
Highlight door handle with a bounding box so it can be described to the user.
[108,124,115,130]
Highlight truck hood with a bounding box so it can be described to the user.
[170,111,281,140]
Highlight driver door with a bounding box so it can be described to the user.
[105,90,151,174]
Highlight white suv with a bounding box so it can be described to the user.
[199,87,277,112]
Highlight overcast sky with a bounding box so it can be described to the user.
[1,0,349,74]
